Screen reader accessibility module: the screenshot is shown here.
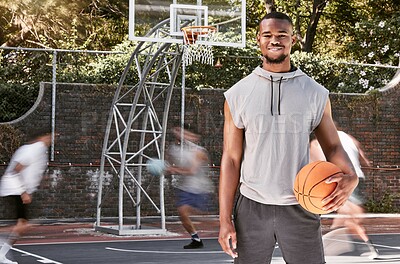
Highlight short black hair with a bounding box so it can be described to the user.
[26,129,51,142]
[260,12,293,27]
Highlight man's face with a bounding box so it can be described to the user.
[257,18,295,65]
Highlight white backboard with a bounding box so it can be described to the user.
[129,0,246,47]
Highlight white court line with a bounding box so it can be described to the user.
[11,247,63,264]
[321,213,400,219]
[15,237,221,246]
[106,246,225,254]
[323,238,400,250]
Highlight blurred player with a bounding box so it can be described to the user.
[0,130,51,264]
[166,124,213,249]
[310,127,379,259]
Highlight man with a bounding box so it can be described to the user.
[0,130,51,264]
[166,125,213,249]
[310,128,379,259]
[218,12,358,263]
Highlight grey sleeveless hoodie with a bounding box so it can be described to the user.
[224,66,329,205]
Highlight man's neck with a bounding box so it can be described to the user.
[262,61,292,73]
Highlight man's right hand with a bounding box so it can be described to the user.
[218,220,238,259]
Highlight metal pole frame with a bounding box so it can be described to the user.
[96,19,184,235]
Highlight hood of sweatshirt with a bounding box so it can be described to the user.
[252,66,306,115]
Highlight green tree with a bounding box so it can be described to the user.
[0,0,129,50]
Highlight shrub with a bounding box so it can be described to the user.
[365,192,400,213]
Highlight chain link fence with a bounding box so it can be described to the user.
[0,47,127,124]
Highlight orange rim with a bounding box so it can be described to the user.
[181,26,217,44]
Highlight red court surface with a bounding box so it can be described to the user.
[5,214,399,244]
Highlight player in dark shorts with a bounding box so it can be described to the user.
[0,131,51,264]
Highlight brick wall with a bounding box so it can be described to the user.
[0,81,399,220]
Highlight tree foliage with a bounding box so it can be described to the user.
[0,0,129,49]
[0,0,400,122]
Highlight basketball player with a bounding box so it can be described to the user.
[166,125,213,249]
[218,12,358,263]
[310,127,379,259]
[0,130,51,264]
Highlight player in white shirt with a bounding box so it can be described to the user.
[0,130,51,264]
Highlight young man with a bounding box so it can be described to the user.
[0,130,51,264]
[218,12,359,263]
[166,125,213,249]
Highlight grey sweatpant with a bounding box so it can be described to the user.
[234,194,325,264]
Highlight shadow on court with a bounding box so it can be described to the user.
[2,215,400,264]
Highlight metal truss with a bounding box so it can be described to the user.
[95,19,183,235]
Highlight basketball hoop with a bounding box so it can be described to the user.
[181,26,217,66]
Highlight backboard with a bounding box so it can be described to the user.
[129,0,246,48]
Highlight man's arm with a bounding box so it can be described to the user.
[309,139,326,162]
[348,134,372,167]
[313,99,358,212]
[13,162,32,204]
[218,101,243,259]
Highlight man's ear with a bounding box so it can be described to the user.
[292,34,297,45]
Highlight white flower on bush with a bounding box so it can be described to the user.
[359,78,369,89]
[338,82,345,87]
[361,42,368,48]
[381,45,389,53]
[368,52,374,58]
[368,86,375,91]
[360,71,366,76]
[378,21,386,28]
[394,53,400,57]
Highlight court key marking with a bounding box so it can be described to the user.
[12,247,63,264]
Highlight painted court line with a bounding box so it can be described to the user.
[106,246,225,254]
[12,247,63,264]
[323,238,400,250]
[15,236,222,246]
[321,213,400,219]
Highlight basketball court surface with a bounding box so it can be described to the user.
[2,215,399,264]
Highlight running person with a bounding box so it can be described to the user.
[218,12,358,263]
[166,125,213,249]
[310,127,379,259]
[0,130,51,264]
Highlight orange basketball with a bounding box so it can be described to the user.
[294,161,342,214]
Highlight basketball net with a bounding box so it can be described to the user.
[181,26,217,66]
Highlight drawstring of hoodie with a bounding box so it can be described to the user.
[278,76,282,115]
[270,76,274,115]
[269,76,283,115]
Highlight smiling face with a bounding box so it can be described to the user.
[257,18,296,72]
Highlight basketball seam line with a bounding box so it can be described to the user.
[301,161,323,211]
[305,171,342,196]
